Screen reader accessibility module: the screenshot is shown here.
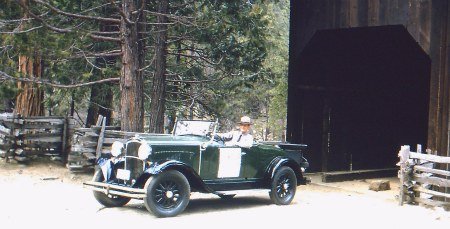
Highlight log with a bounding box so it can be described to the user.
[82,152,97,161]
[413,174,450,188]
[409,152,450,164]
[95,115,104,126]
[0,144,11,150]
[104,130,140,138]
[95,117,106,158]
[0,118,24,124]
[414,165,450,177]
[91,126,121,131]
[22,123,63,129]
[21,116,65,120]
[21,142,60,148]
[22,136,61,143]
[61,116,69,163]
[103,138,125,144]
[19,132,62,140]
[20,149,60,156]
[0,122,21,129]
[70,146,96,153]
[414,197,450,209]
[0,128,12,136]
[413,185,450,199]
[23,119,64,124]
[82,141,98,148]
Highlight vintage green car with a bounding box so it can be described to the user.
[83,120,309,217]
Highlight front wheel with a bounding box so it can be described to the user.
[269,166,297,205]
[92,171,131,207]
[144,170,190,217]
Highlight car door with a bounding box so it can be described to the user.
[240,147,259,179]
[199,145,245,180]
[216,147,243,179]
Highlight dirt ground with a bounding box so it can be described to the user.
[1,157,449,229]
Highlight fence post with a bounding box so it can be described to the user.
[398,145,411,206]
[95,117,106,158]
[61,116,69,164]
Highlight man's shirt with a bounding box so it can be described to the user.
[220,131,254,148]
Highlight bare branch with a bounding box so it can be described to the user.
[32,0,121,24]
[0,18,34,24]
[73,50,123,58]
[0,70,119,88]
[15,1,72,33]
[0,26,43,34]
[167,51,222,66]
[91,30,120,35]
[88,34,121,42]
[143,10,194,21]
[165,74,227,84]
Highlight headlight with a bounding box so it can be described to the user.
[138,141,152,160]
[111,141,124,157]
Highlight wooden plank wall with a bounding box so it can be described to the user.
[289,0,450,157]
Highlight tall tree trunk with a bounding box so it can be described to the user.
[148,0,169,133]
[15,53,45,117]
[15,0,44,117]
[119,0,145,132]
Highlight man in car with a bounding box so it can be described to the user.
[219,116,254,148]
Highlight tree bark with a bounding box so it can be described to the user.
[148,0,169,133]
[119,0,145,132]
[15,52,45,117]
[15,0,44,117]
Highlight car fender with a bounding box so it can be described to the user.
[265,156,304,186]
[141,160,213,193]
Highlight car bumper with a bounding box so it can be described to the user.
[83,181,146,199]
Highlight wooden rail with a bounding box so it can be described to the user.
[0,114,165,172]
[398,145,450,209]
[0,114,73,163]
[67,115,136,172]
[67,115,171,172]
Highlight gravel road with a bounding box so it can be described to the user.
[1,158,448,229]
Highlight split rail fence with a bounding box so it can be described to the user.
[0,114,73,162]
[67,115,139,171]
[398,145,450,209]
[0,114,147,172]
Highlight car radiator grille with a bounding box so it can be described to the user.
[125,141,144,183]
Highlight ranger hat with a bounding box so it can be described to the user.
[238,116,252,125]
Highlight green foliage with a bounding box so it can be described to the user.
[264,0,290,140]
[1,0,290,136]
[154,0,272,130]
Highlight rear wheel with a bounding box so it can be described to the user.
[144,170,190,217]
[269,166,297,205]
[92,171,131,207]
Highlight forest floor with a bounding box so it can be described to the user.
[0,157,449,229]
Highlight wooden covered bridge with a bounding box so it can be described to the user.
[287,0,450,173]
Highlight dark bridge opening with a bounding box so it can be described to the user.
[287,25,430,172]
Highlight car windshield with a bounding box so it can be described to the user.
[173,120,216,136]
